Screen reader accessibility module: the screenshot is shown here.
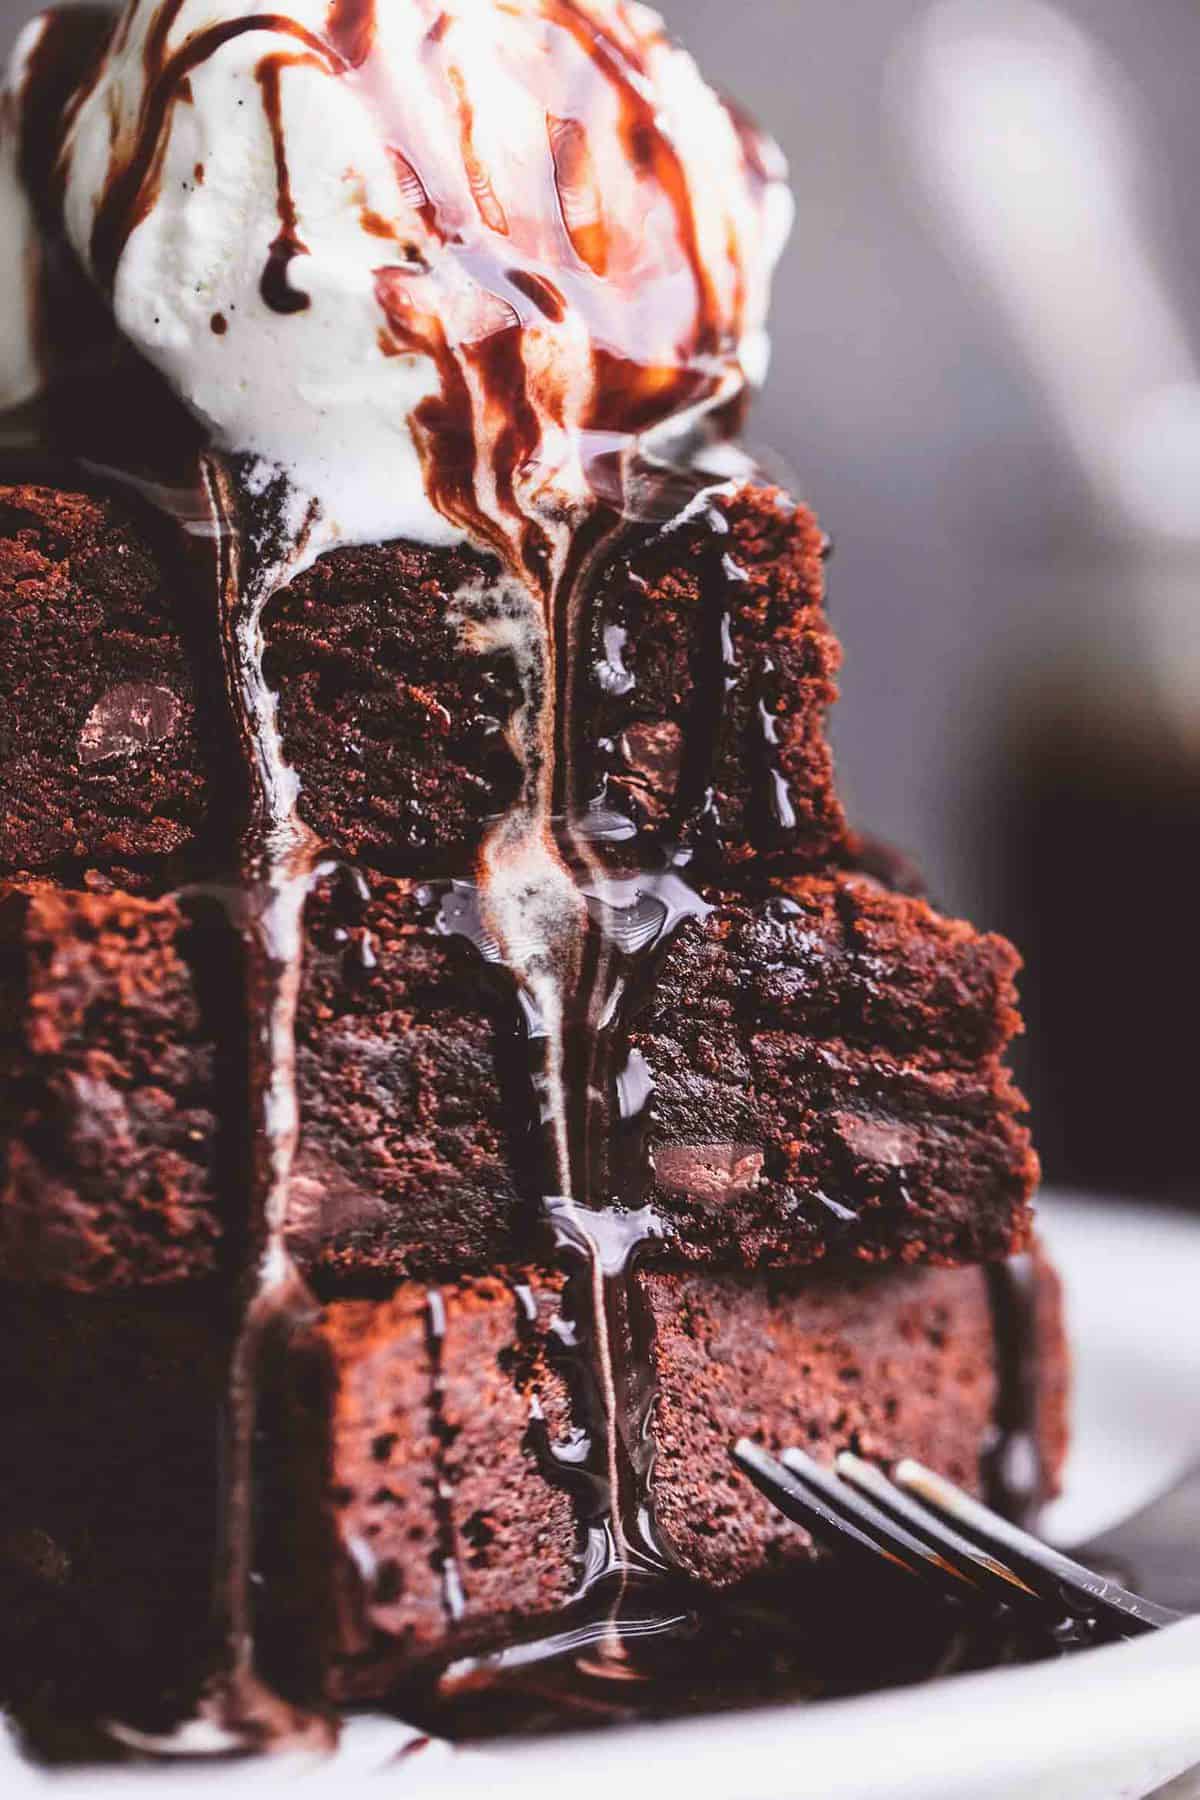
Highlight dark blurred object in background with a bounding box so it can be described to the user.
[1002,671,1200,1201]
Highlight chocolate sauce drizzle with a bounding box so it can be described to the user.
[3,0,1049,1754]
[255,55,314,314]
[983,1256,1047,1523]
[87,5,341,295]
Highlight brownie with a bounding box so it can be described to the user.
[284,1255,1066,1703]
[576,485,847,871]
[261,484,846,873]
[0,460,1060,1743]
[287,868,540,1280]
[0,481,844,879]
[0,866,1032,1287]
[0,1290,227,1742]
[628,872,1037,1268]
[294,867,1033,1279]
[0,880,230,1288]
[646,1252,1066,1590]
[304,1276,578,1700]
[262,535,525,869]
[0,486,214,873]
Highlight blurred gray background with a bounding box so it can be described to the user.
[5,0,1198,1195]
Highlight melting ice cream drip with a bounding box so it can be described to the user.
[201,452,335,1734]
[454,530,649,1605]
[545,1201,666,1587]
[204,454,328,1290]
[547,864,716,1587]
[448,472,733,1619]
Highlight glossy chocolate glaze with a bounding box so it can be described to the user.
[87,4,338,297]
[2,0,1048,1755]
[983,1256,1046,1524]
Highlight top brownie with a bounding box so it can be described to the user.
[0,481,846,880]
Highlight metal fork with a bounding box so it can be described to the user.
[732,1439,1185,1645]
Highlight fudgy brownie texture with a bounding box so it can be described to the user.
[0,480,844,879]
[0,1290,227,1741]
[306,1275,578,1701]
[262,535,525,869]
[287,1256,1066,1701]
[260,485,846,873]
[647,1250,1067,1589]
[0,867,1033,1288]
[628,872,1036,1268]
[0,881,228,1288]
[0,485,213,872]
[291,866,1033,1279]
[287,870,541,1281]
[578,486,847,871]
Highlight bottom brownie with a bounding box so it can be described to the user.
[292,1251,1067,1706]
[0,1256,1067,1739]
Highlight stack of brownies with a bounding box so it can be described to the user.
[0,471,1067,1742]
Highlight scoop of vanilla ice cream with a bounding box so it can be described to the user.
[48,0,790,549]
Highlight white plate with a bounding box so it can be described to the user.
[12,1192,1200,1800]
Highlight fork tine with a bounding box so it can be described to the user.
[733,1440,975,1596]
[834,1452,1040,1604]
[777,1446,981,1595]
[894,1459,1182,1636]
[733,1440,923,1582]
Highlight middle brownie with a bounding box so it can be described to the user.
[0,867,1035,1289]
[290,866,1035,1279]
